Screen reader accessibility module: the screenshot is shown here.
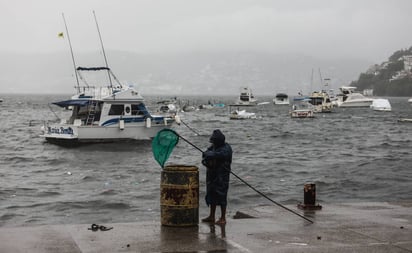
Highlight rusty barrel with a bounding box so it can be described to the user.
[160,165,199,226]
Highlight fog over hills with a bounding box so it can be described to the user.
[0,50,372,96]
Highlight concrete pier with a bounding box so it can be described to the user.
[0,202,411,252]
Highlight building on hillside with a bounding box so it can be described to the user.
[403,55,412,72]
[363,89,374,96]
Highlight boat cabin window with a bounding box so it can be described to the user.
[310,98,323,105]
[109,104,124,115]
[131,104,146,115]
[240,95,250,101]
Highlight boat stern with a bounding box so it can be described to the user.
[40,121,79,142]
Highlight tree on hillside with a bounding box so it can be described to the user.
[352,46,412,96]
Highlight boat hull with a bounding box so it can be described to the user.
[273,100,290,105]
[290,110,315,118]
[41,121,173,144]
[339,100,373,108]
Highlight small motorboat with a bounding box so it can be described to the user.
[370,99,391,111]
[230,109,257,120]
[290,100,315,118]
[273,93,289,105]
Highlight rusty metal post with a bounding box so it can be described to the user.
[298,183,322,210]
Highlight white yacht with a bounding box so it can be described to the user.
[273,93,289,105]
[40,67,178,145]
[336,86,374,108]
[235,87,258,105]
[40,15,179,145]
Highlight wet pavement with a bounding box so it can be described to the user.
[0,202,411,252]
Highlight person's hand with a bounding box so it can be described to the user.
[203,150,213,158]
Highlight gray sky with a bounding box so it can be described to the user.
[1,0,412,62]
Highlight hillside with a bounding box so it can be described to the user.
[0,50,371,96]
[351,47,412,96]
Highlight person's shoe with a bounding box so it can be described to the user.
[215,218,226,225]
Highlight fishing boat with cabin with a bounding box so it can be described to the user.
[40,13,178,145]
[40,67,178,145]
[235,87,258,105]
[308,90,333,113]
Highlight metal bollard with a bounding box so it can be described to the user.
[297,183,322,210]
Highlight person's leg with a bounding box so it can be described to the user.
[215,205,226,225]
[202,204,216,222]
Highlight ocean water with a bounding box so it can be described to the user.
[0,94,411,228]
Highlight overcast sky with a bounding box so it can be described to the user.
[1,0,412,62]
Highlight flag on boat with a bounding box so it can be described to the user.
[58,32,64,38]
[152,129,179,168]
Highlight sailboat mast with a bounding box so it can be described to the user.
[310,68,314,93]
[62,13,80,93]
[318,68,323,87]
[93,10,113,89]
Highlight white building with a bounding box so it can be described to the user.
[403,55,412,72]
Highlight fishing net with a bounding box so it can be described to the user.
[152,129,179,168]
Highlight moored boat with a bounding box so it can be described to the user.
[290,100,315,118]
[229,104,257,119]
[157,98,178,114]
[230,109,257,120]
[235,87,258,105]
[308,90,333,113]
[370,98,391,111]
[273,93,289,105]
[40,67,178,145]
[41,14,179,145]
[336,86,374,108]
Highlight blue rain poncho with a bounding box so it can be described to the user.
[202,130,233,207]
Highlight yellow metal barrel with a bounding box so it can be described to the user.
[160,165,199,226]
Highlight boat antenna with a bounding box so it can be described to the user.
[324,78,330,90]
[310,68,314,93]
[318,68,323,88]
[62,13,81,93]
[93,10,113,89]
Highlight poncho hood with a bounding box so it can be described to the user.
[209,129,225,147]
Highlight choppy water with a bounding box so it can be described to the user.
[0,94,411,227]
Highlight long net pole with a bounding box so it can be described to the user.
[173,131,314,224]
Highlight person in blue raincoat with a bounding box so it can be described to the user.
[201,129,232,225]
